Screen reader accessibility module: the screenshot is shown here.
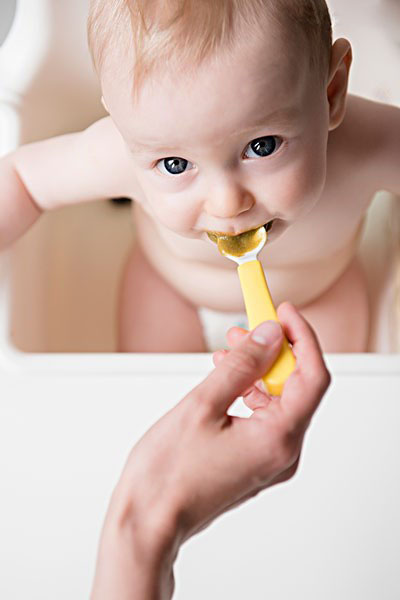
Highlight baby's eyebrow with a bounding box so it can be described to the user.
[129,141,179,155]
[234,106,300,137]
[129,106,299,155]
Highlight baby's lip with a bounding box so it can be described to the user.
[205,219,275,237]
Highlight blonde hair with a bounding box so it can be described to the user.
[87,0,333,93]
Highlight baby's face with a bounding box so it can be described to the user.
[102,24,331,243]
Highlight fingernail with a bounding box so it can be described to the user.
[251,321,282,346]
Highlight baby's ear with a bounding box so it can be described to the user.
[327,38,352,131]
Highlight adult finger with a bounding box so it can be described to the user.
[214,348,266,399]
[242,387,271,410]
[277,302,326,377]
[226,326,248,348]
[192,320,283,418]
[212,328,248,367]
[212,349,228,367]
[277,302,331,426]
[211,328,248,365]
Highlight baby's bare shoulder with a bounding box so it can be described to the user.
[346,94,399,141]
[332,95,400,194]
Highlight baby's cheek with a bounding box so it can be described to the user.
[277,153,327,219]
[149,197,200,233]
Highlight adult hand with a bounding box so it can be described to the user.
[91,302,330,600]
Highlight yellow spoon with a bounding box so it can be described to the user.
[207,225,296,396]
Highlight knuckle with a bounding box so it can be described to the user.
[281,459,300,483]
[226,347,260,377]
[289,459,300,477]
[194,399,213,425]
[314,367,331,398]
[257,427,298,475]
[278,442,297,469]
[323,367,332,390]
[253,427,300,483]
[191,397,211,425]
[305,365,331,397]
[182,388,208,424]
[275,428,300,469]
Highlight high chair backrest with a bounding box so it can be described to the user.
[0,0,105,155]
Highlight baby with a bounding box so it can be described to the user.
[1,0,399,353]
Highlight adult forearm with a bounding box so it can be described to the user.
[90,487,178,600]
[0,153,42,249]
[90,525,175,600]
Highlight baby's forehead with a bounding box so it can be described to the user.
[104,43,311,153]
[103,4,313,90]
[104,25,308,115]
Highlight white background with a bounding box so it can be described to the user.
[0,1,399,599]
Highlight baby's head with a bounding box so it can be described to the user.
[88,0,352,241]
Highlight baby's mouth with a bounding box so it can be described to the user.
[206,219,275,239]
[264,219,274,233]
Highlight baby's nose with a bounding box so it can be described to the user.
[204,180,255,218]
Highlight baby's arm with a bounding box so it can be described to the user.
[0,117,133,249]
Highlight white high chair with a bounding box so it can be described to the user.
[0,0,399,353]
[0,2,399,599]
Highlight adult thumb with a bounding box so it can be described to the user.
[194,321,283,417]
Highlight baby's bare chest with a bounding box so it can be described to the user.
[135,178,374,310]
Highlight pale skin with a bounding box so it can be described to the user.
[2,23,400,353]
[90,305,331,599]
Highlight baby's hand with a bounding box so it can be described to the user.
[104,302,330,565]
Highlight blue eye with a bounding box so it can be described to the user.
[156,157,194,175]
[244,136,282,159]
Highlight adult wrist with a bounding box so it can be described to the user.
[107,479,181,564]
[91,483,180,600]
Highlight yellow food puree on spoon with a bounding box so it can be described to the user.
[207,227,264,257]
[207,225,296,396]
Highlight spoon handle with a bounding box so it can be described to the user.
[238,259,296,396]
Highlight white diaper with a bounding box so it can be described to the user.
[198,307,249,352]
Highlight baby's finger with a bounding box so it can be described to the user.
[277,302,331,427]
